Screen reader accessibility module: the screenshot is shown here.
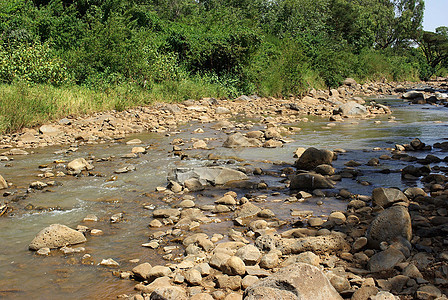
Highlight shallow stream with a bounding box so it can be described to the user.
[1,95,448,299]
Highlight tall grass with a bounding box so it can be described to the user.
[0,78,228,134]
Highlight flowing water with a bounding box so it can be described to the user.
[1,95,448,299]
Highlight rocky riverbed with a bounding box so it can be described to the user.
[1,78,448,300]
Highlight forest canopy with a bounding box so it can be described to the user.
[0,0,446,98]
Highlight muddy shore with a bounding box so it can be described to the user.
[1,78,448,300]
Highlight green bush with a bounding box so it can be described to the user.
[0,42,71,85]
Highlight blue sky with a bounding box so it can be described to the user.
[422,0,447,32]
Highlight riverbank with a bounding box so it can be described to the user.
[1,79,448,300]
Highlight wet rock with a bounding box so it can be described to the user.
[100,258,120,267]
[294,147,334,170]
[216,194,237,205]
[263,140,283,148]
[223,133,262,148]
[0,175,8,189]
[366,205,412,249]
[36,247,51,256]
[372,187,408,208]
[368,248,405,272]
[114,165,136,174]
[403,187,427,199]
[29,224,87,250]
[67,158,94,175]
[235,245,262,266]
[3,148,29,155]
[126,139,142,145]
[170,167,248,188]
[110,212,124,223]
[290,173,335,190]
[243,263,343,300]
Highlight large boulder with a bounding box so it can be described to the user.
[29,224,87,250]
[368,248,405,272]
[290,173,335,190]
[243,263,343,300]
[223,133,262,148]
[366,205,412,249]
[169,167,248,189]
[294,147,334,170]
[372,188,408,208]
[336,101,368,117]
[402,91,424,100]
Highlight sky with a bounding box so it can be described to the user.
[422,0,447,32]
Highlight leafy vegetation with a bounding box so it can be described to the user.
[0,0,446,132]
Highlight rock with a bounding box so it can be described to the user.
[215,274,242,290]
[4,148,28,155]
[242,275,260,289]
[150,286,188,300]
[235,245,262,266]
[329,275,350,293]
[191,293,214,300]
[39,125,62,136]
[243,263,343,300]
[19,132,39,143]
[132,146,146,154]
[126,138,142,145]
[353,237,368,252]
[99,258,119,267]
[294,147,334,170]
[263,140,283,148]
[36,247,51,256]
[343,78,356,86]
[368,248,405,272]
[223,133,262,148]
[402,91,424,100]
[193,140,208,149]
[259,252,279,269]
[67,158,94,175]
[29,224,87,250]
[372,188,408,208]
[416,285,442,299]
[170,167,248,188]
[185,268,202,285]
[234,202,261,219]
[328,212,346,225]
[222,256,246,276]
[110,212,123,223]
[215,107,231,114]
[352,286,378,300]
[279,234,349,255]
[290,173,335,190]
[148,266,172,281]
[337,101,368,117]
[216,194,237,205]
[282,251,320,267]
[132,262,153,280]
[370,291,399,300]
[308,217,324,227]
[315,164,335,175]
[0,175,8,189]
[366,205,412,249]
[153,208,180,219]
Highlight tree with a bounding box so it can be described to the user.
[417,28,448,71]
[362,0,424,49]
